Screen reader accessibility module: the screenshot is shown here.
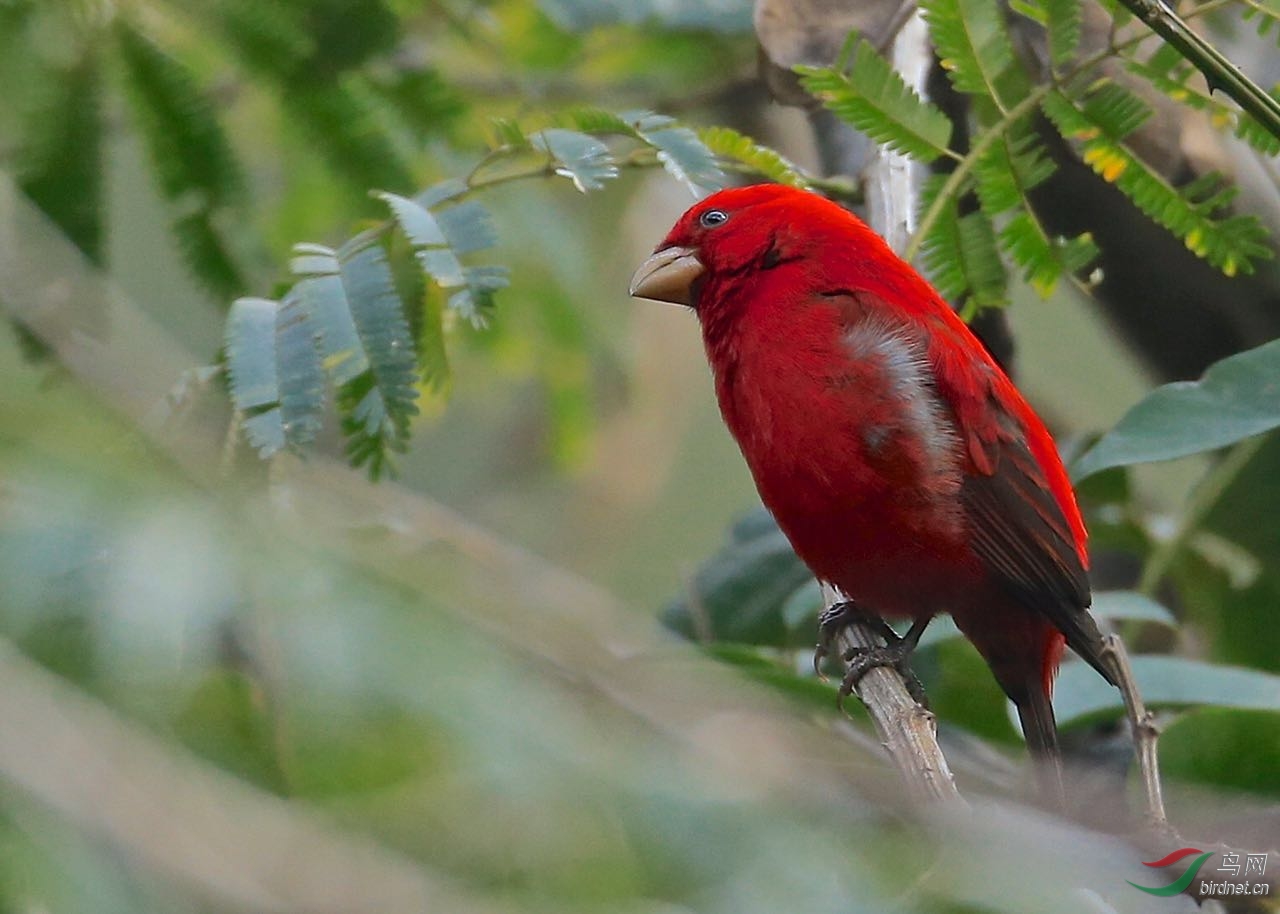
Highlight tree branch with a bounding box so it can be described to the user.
[1116,0,1280,144]
[825,588,965,806]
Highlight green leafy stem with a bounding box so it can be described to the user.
[1116,0,1280,142]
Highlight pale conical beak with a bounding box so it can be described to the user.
[628,246,704,307]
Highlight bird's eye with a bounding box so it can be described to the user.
[699,209,729,228]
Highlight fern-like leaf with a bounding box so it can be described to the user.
[114,19,247,300]
[531,128,618,192]
[1241,0,1280,46]
[1127,57,1280,157]
[214,0,313,78]
[282,81,414,194]
[1013,0,1083,68]
[623,110,724,194]
[291,240,419,476]
[921,0,1027,106]
[972,128,1055,215]
[564,108,637,136]
[382,191,507,328]
[114,21,242,207]
[1044,88,1274,276]
[796,41,953,162]
[698,126,810,188]
[226,293,324,457]
[227,297,283,454]
[971,127,1097,295]
[999,213,1099,296]
[1043,0,1083,68]
[17,48,103,263]
[919,178,1008,310]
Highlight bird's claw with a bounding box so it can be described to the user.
[835,643,931,711]
[813,602,931,711]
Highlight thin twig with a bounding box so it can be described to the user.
[1100,635,1172,835]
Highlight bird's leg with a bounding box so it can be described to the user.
[815,604,931,709]
[814,601,901,673]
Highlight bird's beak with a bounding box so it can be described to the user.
[628,246,704,307]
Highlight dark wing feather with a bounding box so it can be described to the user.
[960,427,1115,685]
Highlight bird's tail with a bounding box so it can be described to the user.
[1016,688,1066,808]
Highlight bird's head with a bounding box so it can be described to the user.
[628,184,823,309]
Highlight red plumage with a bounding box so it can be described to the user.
[630,184,1115,786]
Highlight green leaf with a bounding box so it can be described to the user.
[1240,0,1280,47]
[291,240,419,475]
[531,128,618,192]
[16,47,103,263]
[972,129,1097,296]
[998,213,1098,297]
[114,21,242,208]
[281,81,414,194]
[796,41,953,162]
[227,297,284,455]
[919,177,1007,310]
[214,0,314,78]
[698,126,810,188]
[956,211,1008,310]
[1053,656,1280,727]
[1160,709,1280,798]
[292,244,366,385]
[384,193,507,327]
[449,266,509,328]
[920,179,969,302]
[922,0,1026,105]
[1043,87,1274,277]
[366,65,465,145]
[225,292,325,457]
[378,191,448,247]
[974,129,1055,216]
[275,288,326,447]
[1127,58,1280,157]
[1043,0,1083,67]
[114,19,247,299]
[434,201,498,255]
[623,110,724,194]
[338,239,419,471]
[1072,337,1280,479]
[415,280,450,393]
[563,107,638,136]
[662,508,812,647]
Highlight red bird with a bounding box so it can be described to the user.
[630,184,1115,787]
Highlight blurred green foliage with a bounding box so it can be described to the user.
[2,0,1279,911]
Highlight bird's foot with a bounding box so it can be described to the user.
[813,603,930,711]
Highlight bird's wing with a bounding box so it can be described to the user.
[920,309,1116,683]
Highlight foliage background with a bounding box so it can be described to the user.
[0,0,1278,911]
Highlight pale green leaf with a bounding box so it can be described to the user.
[1053,656,1280,726]
[1072,337,1280,479]
[531,128,618,192]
